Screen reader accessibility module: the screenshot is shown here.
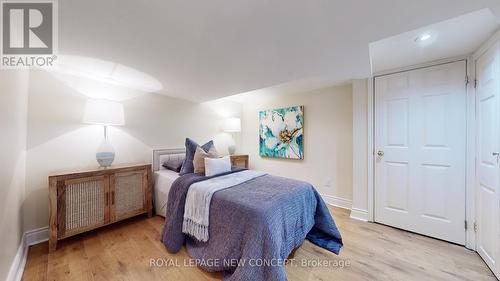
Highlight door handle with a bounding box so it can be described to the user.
[377,150,384,157]
[493,152,499,162]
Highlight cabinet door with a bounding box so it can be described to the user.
[59,175,110,238]
[110,170,147,221]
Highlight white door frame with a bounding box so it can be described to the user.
[367,55,477,249]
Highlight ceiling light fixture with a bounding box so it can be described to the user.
[415,33,431,42]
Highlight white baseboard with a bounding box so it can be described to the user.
[6,235,26,281]
[321,194,352,210]
[6,227,48,281]
[320,194,370,222]
[25,227,49,246]
[350,208,369,222]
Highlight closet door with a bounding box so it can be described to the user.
[475,40,500,278]
[374,61,467,244]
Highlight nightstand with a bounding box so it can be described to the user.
[230,154,249,168]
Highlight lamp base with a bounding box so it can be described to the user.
[227,135,236,155]
[96,152,115,167]
[228,144,236,155]
[96,138,115,167]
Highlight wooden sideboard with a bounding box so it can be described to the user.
[230,155,249,168]
[48,164,152,252]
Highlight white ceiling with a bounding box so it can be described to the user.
[57,0,500,101]
[370,9,500,74]
[225,76,351,103]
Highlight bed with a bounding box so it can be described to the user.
[153,148,343,281]
[152,148,184,216]
[153,169,179,216]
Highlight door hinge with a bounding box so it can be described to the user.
[465,220,468,230]
[466,75,469,85]
[474,79,478,89]
[474,221,478,233]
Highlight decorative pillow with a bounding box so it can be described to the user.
[162,159,183,172]
[205,156,232,177]
[193,146,218,174]
[179,138,215,175]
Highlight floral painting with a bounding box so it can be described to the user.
[259,106,304,159]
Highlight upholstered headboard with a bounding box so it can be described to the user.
[152,148,186,172]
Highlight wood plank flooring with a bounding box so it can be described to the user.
[22,207,496,281]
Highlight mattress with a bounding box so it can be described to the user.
[154,169,180,217]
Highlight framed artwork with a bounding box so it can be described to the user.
[259,105,304,159]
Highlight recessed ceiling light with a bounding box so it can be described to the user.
[415,33,431,42]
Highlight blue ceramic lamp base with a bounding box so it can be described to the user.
[96,126,115,168]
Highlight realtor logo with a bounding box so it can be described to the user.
[1,0,57,68]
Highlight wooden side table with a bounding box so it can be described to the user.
[230,155,249,168]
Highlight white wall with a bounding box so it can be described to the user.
[23,70,241,232]
[239,84,353,204]
[0,70,29,281]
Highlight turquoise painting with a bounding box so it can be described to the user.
[259,106,304,159]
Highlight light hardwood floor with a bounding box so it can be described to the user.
[22,207,496,281]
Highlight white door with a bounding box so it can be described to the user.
[375,61,467,244]
[476,41,500,278]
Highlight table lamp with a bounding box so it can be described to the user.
[83,99,125,167]
[223,117,241,155]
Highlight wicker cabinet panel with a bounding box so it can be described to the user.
[65,178,106,233]
[112,171,146,220]
[56,175,110,238]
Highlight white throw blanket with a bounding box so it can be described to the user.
[182,170,267,241]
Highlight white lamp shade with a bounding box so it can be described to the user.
[223,117,241,132]
[83,99,125,126]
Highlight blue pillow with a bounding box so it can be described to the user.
[179,138,215,175]
[162,159,183,173]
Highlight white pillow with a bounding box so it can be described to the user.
[205,156,231,177]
